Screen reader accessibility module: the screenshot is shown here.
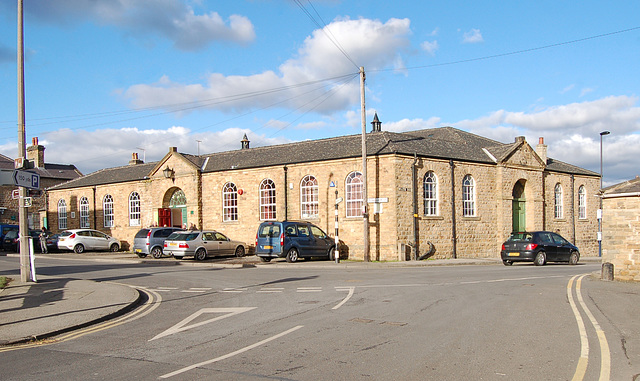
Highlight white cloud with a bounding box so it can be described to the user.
[580,87,594,97]
[13,0,255,51]
[462,28,484,43]
[123,17,412,115]
[383,117,441,132]
[560,84,575,94]
[421,40,439,56]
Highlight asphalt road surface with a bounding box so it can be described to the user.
[1,256,638,380]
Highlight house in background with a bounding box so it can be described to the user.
[0,137,82,231]
[602,176,640,281]
[45,118,600,260]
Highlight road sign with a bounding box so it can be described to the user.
[22,197,32,207]
[13,169,40,189]
[12,189,19,199]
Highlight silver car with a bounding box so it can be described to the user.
[57,229,121,253]
[163,230,246,260]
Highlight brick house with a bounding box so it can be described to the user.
[45,121,600,260]
[602,176,640,281]
[0,138,82,230]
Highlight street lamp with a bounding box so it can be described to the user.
[598,130,610,257]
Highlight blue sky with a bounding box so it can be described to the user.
[0,0,638,185]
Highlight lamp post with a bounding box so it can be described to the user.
[598,130,610,257]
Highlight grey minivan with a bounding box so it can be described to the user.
[255,221,335,263]
[133,227,183,258]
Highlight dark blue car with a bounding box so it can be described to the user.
[255,221,335,263]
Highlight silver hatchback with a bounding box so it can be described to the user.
[163,230,246,260]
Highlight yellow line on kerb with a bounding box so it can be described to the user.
[568,275,589,381]
[576,275,611,381]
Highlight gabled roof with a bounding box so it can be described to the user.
[0,152,82,181]
[603,176,640,196]
[48,126,599,190]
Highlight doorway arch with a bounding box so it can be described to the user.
[159,188,188,228]
[512,180,526,232]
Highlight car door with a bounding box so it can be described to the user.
[294,223,314,257]
[214,232,233,255]
[201,232,219,256]
[537,232,558,261]
[91,230,110,250]
[310,225,332,256]
[551,233,572,261]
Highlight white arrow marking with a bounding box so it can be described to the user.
[149,307,256,341]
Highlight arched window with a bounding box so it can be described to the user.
[129,192,141,226]
[301,175,319,219]
[259,179,276,220]
[554,183,563,219]
[103,194,114,228]
[58,199,67,230]
[423,171,438,216]
[169,189,187,207]
[79,197,90,228]
[578,185,586,219]
[462,175,476,217]
[223,182,238,222]
[346,171,364,218]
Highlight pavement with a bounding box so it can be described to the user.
[0,251,604,346]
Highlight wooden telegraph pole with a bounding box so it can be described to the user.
[360,67,369,262]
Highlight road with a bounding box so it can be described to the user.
[1,256,639,380]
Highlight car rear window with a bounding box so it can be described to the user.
[259,224,281,238]
[135,229,150,239]
[59,231,73,237]
[508,233,532,242]
[170,232,199,241]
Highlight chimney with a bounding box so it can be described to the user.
[169,147,177,153]
[241,134,250,150]
[129,152,144,165]
[514,136,525,144]
[26,137,45,168]
[371,112,382,132]
[536,137,548,164]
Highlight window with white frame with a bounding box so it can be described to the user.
[259,179,276,220]
[58,199,67,229]
[578,185,586,219]
[103,194,114,228]
[423,171,438,216]
[346,171,364,218]
[554,183,563,219]
[79,197,90,228]
[223,182,238,221]
[462,175,476,217]
[301,175,319,219]
[129,192,141,226]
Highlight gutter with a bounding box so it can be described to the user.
[603,192,640,199]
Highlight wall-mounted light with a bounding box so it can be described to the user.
[163,166,175,179]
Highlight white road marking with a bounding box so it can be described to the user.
[150,307,257,341]
[297,287,322,292]
[257,287,284,293]
[333,286,355,310]
[160,325,304,379]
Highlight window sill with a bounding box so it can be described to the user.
[461,216,480,221]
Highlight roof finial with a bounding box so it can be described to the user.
[371,112,381,132]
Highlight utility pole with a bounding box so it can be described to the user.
[360,67,369,261]
[17,0,32,282]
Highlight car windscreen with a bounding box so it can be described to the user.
[170,232,199,241]
[135,229,150,239]
[259,224,281,238]
[507,232,532,242]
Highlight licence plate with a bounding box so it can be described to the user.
[508,252,520,257]
[168,242,177,247]
[135,249,142,253]
[263,245,273,249]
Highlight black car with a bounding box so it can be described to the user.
[2,230,40,252]
[501,231,580,266]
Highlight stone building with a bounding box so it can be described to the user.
[602,176,640,281]
[46,120,600,260]
[0,138,82,230]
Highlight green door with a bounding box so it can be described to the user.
[512,199,525,232]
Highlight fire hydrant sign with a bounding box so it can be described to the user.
[13,169,40,189]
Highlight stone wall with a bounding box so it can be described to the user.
[602,196,640,281]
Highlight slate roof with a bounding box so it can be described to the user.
[603,176,640,196]
[48,126,599,190]
[0,152,82,181]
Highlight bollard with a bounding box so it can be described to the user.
[601,262,614,281]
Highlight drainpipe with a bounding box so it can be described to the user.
[570,174,576,244]
[284,166,288,220]
[449,160,457,259]
[411,153,419,260]
[92,186,97,228]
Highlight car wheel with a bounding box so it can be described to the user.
[327,247,335,261]
[286,248,299,263]
[151,247,163,259]
[569,251,580,265]
[110,243,120,252]
[195,248,207,261]
[259,257,271,262]
[73,244,85,254]
[235,246,245,257]
[503,260,513,266]
[534,251,547,266]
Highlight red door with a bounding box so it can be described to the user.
[158,208,171,227]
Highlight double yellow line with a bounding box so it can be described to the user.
[567,274,611,381]
[0,287,162,353]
